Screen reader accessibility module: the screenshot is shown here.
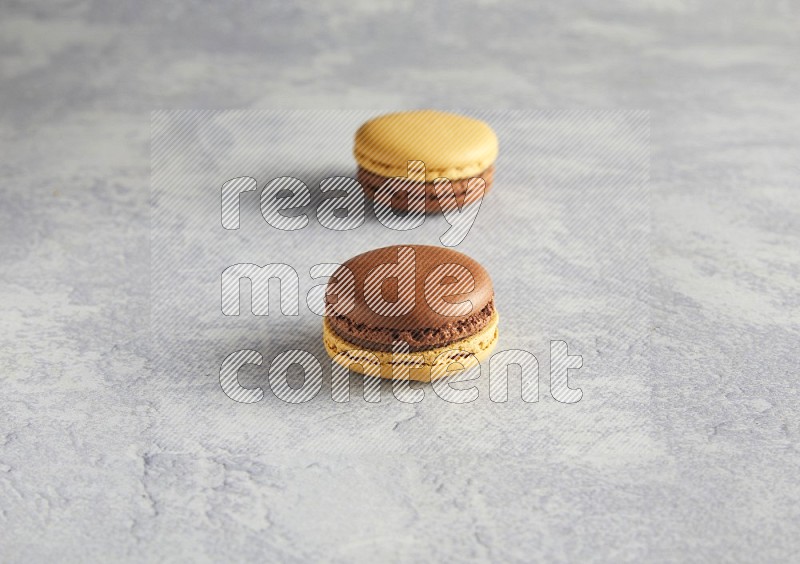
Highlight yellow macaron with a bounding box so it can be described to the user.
[354,110,499,212]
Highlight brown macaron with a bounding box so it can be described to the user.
[322,245,499,381]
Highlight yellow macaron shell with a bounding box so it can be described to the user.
[323,311,499,382]
[354,110,498,182]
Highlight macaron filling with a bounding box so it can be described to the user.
[327,298,496,352]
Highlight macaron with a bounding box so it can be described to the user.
[322,244,499,381]
[354,110,498,213]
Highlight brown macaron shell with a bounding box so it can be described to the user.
[356,165,494,213]
[325,245,495,352]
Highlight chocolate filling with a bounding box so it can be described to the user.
[356,165,494,213]
[328,299,496,352]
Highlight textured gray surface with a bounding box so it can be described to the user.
[1,1,799,562]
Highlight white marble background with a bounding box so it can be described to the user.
[1,1,798,562]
